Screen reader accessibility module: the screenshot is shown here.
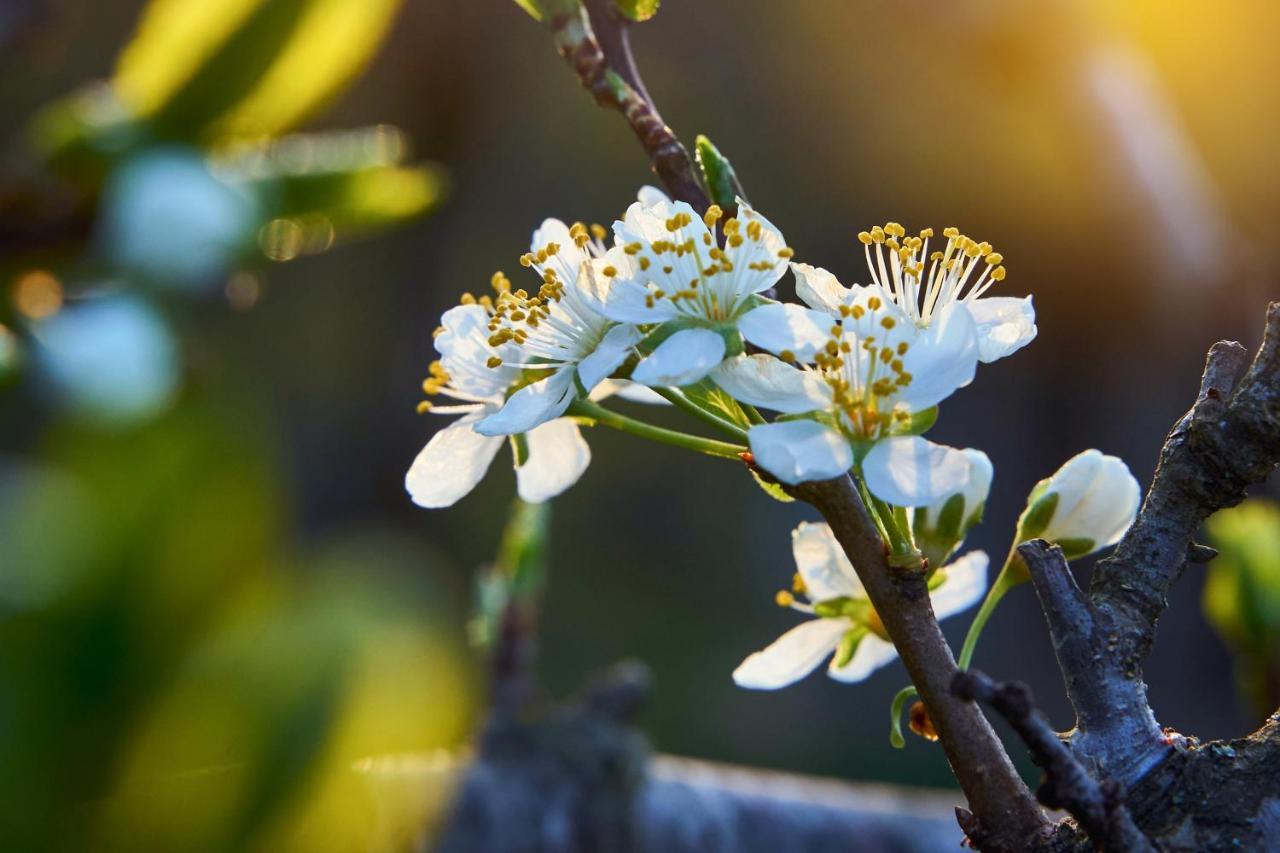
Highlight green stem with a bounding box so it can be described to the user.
[956,551,1024,670]
[569,399,747,459]
[653,387,749,441]
[889,685,919,749]
[739,402,767,425]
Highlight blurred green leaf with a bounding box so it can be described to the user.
[749,467,794,503]
[614,0,660,22]
[114,0,406,141]
[512,0,544,20]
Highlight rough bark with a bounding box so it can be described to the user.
[791,476,1051,852]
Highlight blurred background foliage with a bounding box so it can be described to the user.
[0,0,1279,849]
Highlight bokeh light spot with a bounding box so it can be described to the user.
[12,270,64,320]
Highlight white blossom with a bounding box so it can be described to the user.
[405,302,590,507]
[1018,449,1140,559]
[475,218,641,437]
[592,193,792,387]
[724,276,979,502]
[856,222,1036,363]
[733,522,988,689]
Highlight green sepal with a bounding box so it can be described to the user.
[1055,537,1096,560]
[889,406,938,437]
[932,493,965,542]
[694,134,744,208]
[833,626,866,669]
[1018,490,1059,539]
[614,0,660,21]
[813,597,856,619]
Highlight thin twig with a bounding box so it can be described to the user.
[952,670,1155,853]
[546,3,709,210]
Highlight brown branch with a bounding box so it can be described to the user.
[546,4,710,210]
[953,670,1154,853]
[790,475,1050,852]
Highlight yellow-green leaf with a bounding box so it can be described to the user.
[512,0,544,20]
[614,0,660,22]
[113,0,406,141]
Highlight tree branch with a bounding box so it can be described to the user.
[1052,303,1280,783]
[953,670,1154,853]
[790,474,1050,852]
[545,3,710,210]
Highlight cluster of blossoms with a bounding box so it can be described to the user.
[407,187,1140,687]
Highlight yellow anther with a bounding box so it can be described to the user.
[591,223,607,241]
[943,227,959,239]
[867,296,882,310]
[777,247,794,259]
[986,253,1003,266]
[858,231,873,245]
[897,341,909,355]
[991,266,1007,281]
[460,292,476,305]
[779,349,796,363]
[792,573,807,595]
[775,590,795,608]
[416,401,432,414]
[602,265,618,277]
[871,226,886,244]
[704,205,723,228]
[880,316,896,329]
[486,356,503,368]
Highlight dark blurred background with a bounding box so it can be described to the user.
[1,0,1278,848]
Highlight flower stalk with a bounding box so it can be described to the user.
[568,398,747,459]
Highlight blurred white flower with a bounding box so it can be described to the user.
[733,522,988,689]
[101,149,257,289]
[1018,449,1141,559]
[33,294,179,425]
[593,193,792,387]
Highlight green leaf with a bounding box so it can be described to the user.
[682,379,752,430]
[694,134,743,208]
[512,0,544,20]
[749,467,794,503]
[833,627,864,669]
[114,0,407,141]
[614,0,660,22]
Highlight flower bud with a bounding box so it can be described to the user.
[913,448,992,569]
[1017,449,1140,560]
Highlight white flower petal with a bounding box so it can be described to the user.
[791,263,851,314]
[862,436,972,507]
[748,420,853,485]
[405,415,505,508]
[600,275,681,324]
[733,617,850,690]
[828,634,899,683]
[636,185,672,207]
[578,323,641,390]
[929,550,989,619]
[897,301,979,410]
[1039,450,1141,549]
[922,448,993,529]
[630,327,726,387]
[968,296,1037,364]
[588,379,670,405]
[515,418,591,503]
[791,522,863,600]
[475,369,577,436]
[737,303,832,361]
[710,354,831,414]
